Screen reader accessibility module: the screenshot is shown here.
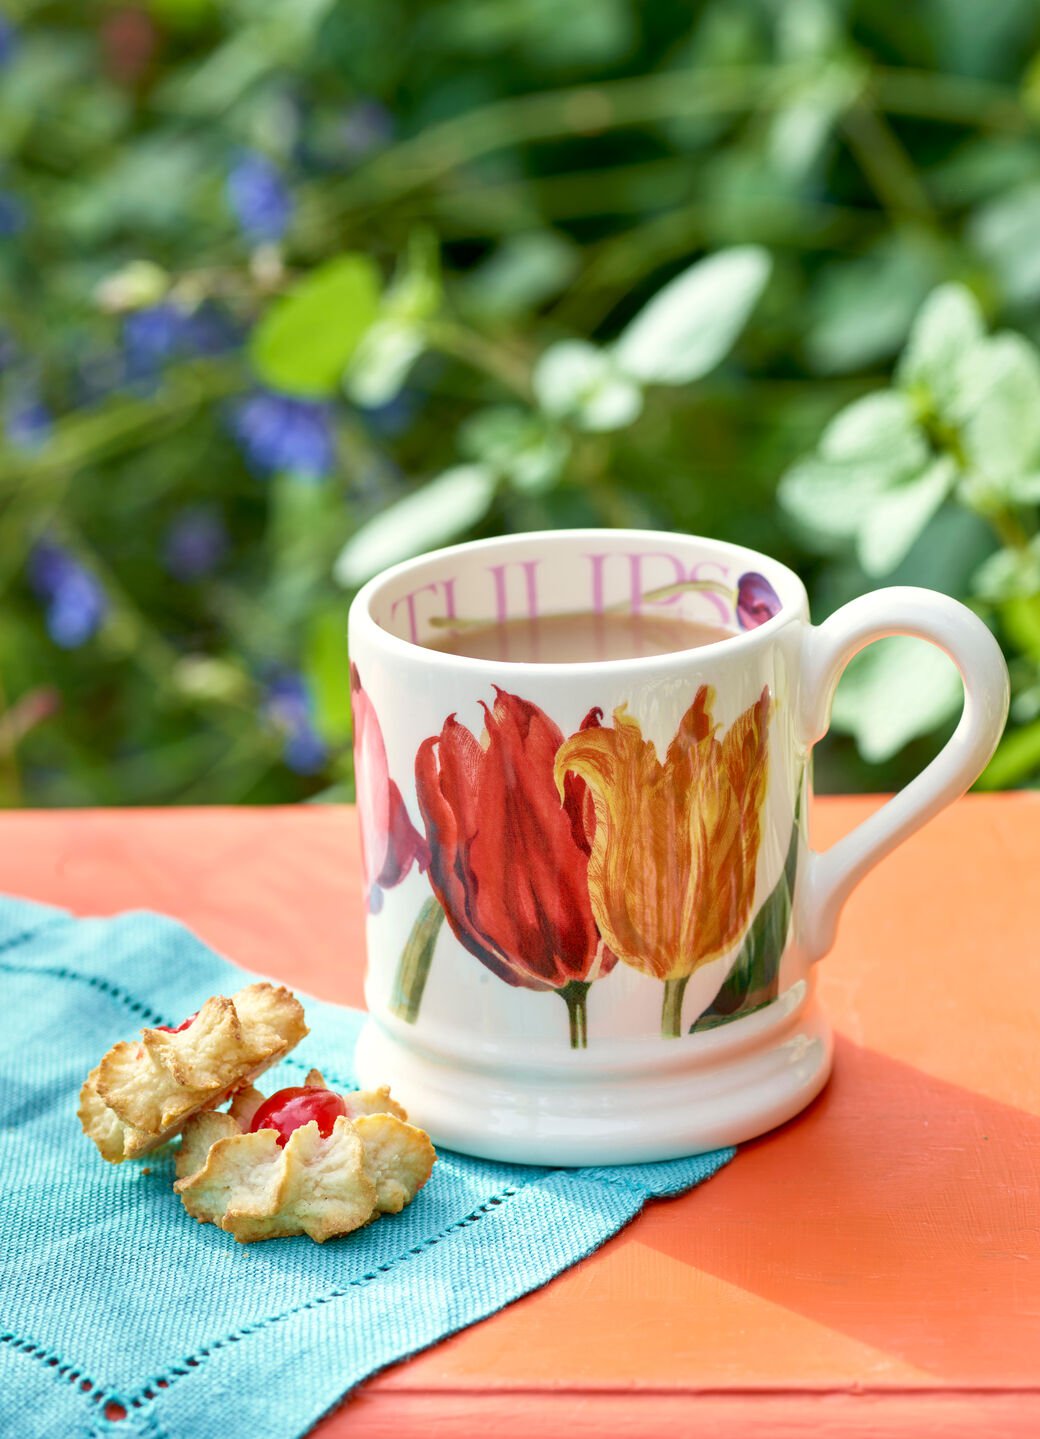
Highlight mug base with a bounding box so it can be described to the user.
[353,983,834,1166]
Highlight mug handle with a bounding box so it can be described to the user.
[795,586,1009,963]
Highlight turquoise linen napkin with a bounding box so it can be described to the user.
[0,894,734,1439]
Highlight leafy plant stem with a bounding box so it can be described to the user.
[426,322,534,401]
[311,64,1032,228]
[840,99,937,226]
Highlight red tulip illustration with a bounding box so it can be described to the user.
[411,689,615,1046]
[350,665,428,913]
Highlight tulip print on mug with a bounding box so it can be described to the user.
[348,530,1009,1165]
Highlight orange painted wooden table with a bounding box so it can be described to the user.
[3,796,1038,1438]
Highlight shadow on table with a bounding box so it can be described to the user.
[638,1034,1040,1383]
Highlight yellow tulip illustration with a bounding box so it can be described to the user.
[555,686,771,1036]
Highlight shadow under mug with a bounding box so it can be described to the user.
[347,529,1008,1165]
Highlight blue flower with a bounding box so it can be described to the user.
[164,507,228,581]
[182,302,241,357]
[230,390,335,479]
[121,301,239,384]
[227,152,292,243]
[0,19,16,68]
[28,541,108,649]
[264,673,327,774]
[5,393,51,452]
[0,191,26,236]
[123,303,187,378]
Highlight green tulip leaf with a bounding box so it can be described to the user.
[390,897,446,1024]
[251,253,381,399]
[691,797,801,1032]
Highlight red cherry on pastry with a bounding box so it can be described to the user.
[249,1087,348,1147]
[155,1011,198,1034]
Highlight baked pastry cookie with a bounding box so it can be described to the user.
[174,1068,435,1243]
[78,984,308,1163]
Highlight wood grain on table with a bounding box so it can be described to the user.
[3,795,1038,1438]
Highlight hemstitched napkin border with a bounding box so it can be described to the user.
[0,894,734,1439]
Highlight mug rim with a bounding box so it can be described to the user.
[349,528,810,676]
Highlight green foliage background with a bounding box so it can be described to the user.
[4,0,1040,806]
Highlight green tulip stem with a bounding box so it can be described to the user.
[558,980,591,1049]
[390,897,446,1024]
[661,975,691,1038]
[639,578,735,606]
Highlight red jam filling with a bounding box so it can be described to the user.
[248,1086,348,1147]
[155,1011,198,1034]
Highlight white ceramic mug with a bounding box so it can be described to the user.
[348,529,1008,1164]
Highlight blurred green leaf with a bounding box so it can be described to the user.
[1006,472,1040,502]
[831,637,964,762]
[897,284,986,411]
[973,539,1040,601]
[334,465,497,587]
[266,471,346,626]
[459,406,569,492]
[977,717,1040,790]
[779,457,892,550]
[928,0,1037,81]
[343,233,440,406]
[533,340,643,432]
[805,239,941,376]
[614,246,771,385]
[968,183,1040,306]
[251,255,381,399]
[159,0,336,113]
[780,391,931,553]
[459,231,580,319]
[304,608,352,745]
[766,66,852,181]
[344,322,425,407]
[819,391,927,474]
[952,333,1040,483]
[440,0,634,66]
[1002,594,1040,661]
[856,458,956,577]
[384,228,443,323]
